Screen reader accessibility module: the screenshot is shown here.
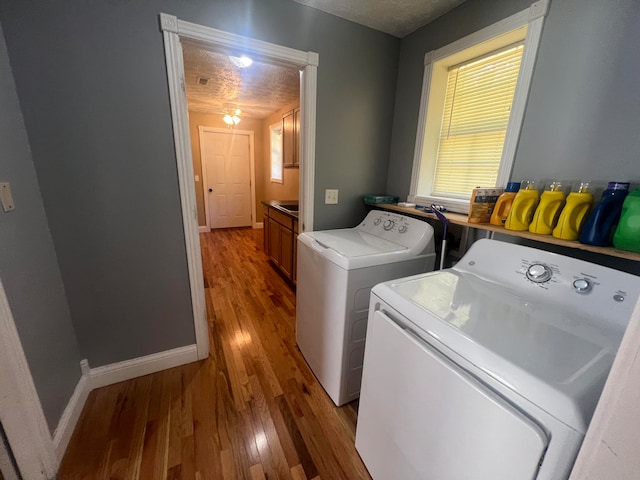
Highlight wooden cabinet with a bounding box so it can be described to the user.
[282,108,300,168]
[263,204,298,283]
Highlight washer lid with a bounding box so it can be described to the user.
[373,270,626,433]
[309,229,407,257]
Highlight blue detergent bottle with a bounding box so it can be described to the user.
[579,182,630,246]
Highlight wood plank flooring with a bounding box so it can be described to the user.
[58,227,371,480]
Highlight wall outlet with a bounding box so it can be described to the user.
[325,189,339,205]
[0,183,15,212]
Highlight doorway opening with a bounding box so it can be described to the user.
[160,14,318,359]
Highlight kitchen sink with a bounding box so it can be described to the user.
[277,204,299,213]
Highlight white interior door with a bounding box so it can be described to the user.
[201,130,252,229]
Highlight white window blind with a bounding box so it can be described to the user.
[432,43,524,198]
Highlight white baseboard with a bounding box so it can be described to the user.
[89,344,199,390]
[254,222,264,229]
[199,226,210,233]
[53,345,198,460]
[53,360,91,459]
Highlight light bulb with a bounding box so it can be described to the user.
[228,55,253,68]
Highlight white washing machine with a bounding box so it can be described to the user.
[296,210,436,406]
[356,239,640,480]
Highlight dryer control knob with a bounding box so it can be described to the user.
[373,218,382,225]
[526,264,552,283]
[398,225,408,234]
[573,278,592,294]
[383,220,395,231]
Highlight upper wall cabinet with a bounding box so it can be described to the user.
[283,108,300,168]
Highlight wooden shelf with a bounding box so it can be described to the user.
[367,203,640,262]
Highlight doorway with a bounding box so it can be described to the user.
[199,128,255,230]
[0,278,58,479]
[160,13,319,359]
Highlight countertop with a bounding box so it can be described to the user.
[262,200,299,219]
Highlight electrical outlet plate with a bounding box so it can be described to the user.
[325,189,339,205]
[0,183,15,212]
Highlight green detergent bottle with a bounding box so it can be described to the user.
[613,188,640,253]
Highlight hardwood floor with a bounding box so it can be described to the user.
[58,227,371,480]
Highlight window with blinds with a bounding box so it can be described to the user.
[432,43,524,199]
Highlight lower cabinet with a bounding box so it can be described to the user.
[263,205,298,283]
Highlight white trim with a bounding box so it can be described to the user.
[0,278,58,479]
[52,360,91,460]
[495,13,545,186]
[160,14,318,353]
[89,344,198,390]
[50,346,198,461]
[299,61,317,233]
[161,18,210,360]
[409,0,548,207]
[408,61,434,201]
[199,226,210,233]
[199,127,256,230]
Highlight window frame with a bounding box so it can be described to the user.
[269,121,284,184]
[408,0,549,213]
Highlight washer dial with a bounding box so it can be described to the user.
[373,218,382,225]
[573,278,592,294]
[398,225,408,234]
[526,264,552,283]
[383,220,395,231]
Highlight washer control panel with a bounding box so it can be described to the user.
[454,239,640,326]
[357,211,435,254]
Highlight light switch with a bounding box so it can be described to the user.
[0,183,15,212]
[195,175,200,182]
[325,189,339,205]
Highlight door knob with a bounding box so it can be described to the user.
[208,188,213,192]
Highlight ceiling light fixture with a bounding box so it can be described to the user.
[228,55,253,68]
[223,108,242,126]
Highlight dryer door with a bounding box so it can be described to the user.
[356,309,549,480]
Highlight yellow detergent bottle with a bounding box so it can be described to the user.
[529,182,566,235]
[504,181,539,231]
[552,182,594,240]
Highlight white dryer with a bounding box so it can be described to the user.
[356,239,640,479]
[296,210,435,406]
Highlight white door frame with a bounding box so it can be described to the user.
[198,127,257,230]
[160,13,318,359]
[0,277,59,479]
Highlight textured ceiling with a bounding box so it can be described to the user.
[292,0,466,37]
[182,41,300,119]
[182,0,466,116]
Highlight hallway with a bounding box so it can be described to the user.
[58,228,371,479]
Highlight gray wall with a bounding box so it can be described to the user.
[386,0,640,272]
[0,0,399,367]
[512,0,640,184]
[0,23,82,431]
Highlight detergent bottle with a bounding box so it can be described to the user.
[579,182,630,246]
[613,188,640,253]
[504,181,539,231]
[490,182,520,226]
[529,182,566,235]
[552,182,593,241]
